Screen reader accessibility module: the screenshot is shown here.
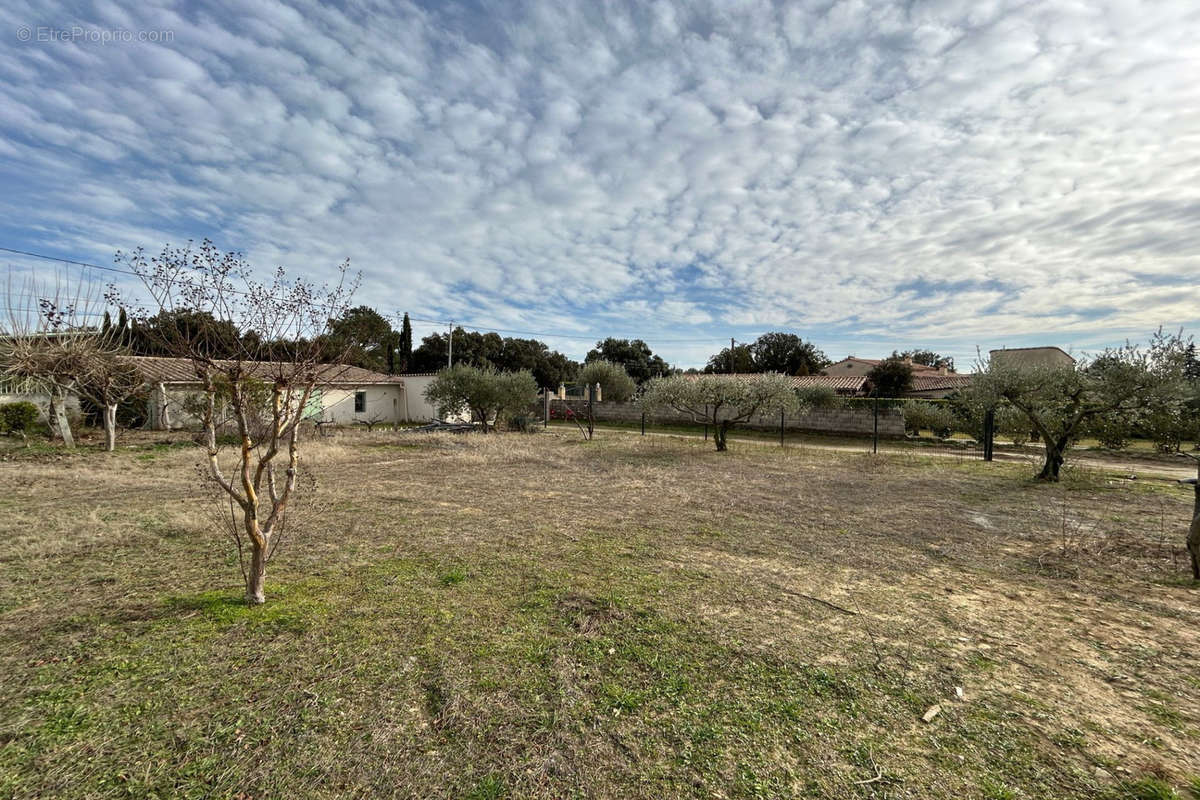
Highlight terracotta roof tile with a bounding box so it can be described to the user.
[683,373,867,392]
[908,374,974,392]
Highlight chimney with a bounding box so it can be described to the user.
[939,366,948,375]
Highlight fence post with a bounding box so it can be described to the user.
[544,390,549,429]
[704,404,708,441]
[872,395,879,454]
[641,412,645,436]
[586,384,594,440]
[780,408,784,447]
[983,407,995,461]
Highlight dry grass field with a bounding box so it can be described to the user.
[1,429,1198,799]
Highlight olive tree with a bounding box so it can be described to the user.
[117,240,357,605]
[966,339,1185,481]
[424,364,538,432]
[639,373,801,451]
[578,360,635,402]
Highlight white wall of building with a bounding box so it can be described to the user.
[398,374,440,422]
[316,386,404,424]
[153,383,412,429]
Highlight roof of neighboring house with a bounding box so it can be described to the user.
[791,375,869,393]
[825,356,944,375]
[988,346,1075,364]
[908,374,974,393]
[683,371,974,396]
[684,373,868,393]
[121,355,406,386]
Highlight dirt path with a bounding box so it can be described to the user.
[584,425,1198,481]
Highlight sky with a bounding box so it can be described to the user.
[1,0,1198,369]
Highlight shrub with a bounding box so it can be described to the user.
[1136,403,1198,453]
[578,360,635,403]
[903,401,955,438]
[1084,414,1131,450]
[0,401,40,435]
[796,385,839,409]
[995,405,1032,446]
[947,396,1031,445]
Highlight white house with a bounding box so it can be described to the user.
[126,356,442,429]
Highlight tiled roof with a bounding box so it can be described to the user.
[688,371,972,395]
[684,373,867,392]
[120,355,406,386]
[908,374,974,392]
[791,375,868,392]
[827,356,943,374]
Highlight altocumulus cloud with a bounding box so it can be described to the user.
[0,0,1198,365]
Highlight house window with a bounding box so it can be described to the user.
[354,391,366,413]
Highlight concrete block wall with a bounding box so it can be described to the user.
[545,398,904,437]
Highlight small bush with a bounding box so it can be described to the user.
[0,401,40,435]
[1085,415,1132,450]
[995,406,1032,446]
[903,401,956,438]
[796,385,839,409]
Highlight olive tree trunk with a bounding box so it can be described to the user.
[1037,438,1067,481]
[714,421,730,452]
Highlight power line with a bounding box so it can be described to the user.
[0,246,132,276]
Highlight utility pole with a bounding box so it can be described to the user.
[729,337,736,373]
[447,320,454,368]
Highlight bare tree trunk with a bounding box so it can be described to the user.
[103,403,117,452]
[246,540,267,605]
[157,382,171,430]
[49,392,75,448]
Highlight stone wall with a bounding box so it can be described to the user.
[544,398,904,437]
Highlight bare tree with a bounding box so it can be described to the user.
[77,356,145,451]
[1,272,119,448]
[115,240,357,605]
[356,410,389,432]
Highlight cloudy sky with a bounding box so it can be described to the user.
[1,0,1198,368]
